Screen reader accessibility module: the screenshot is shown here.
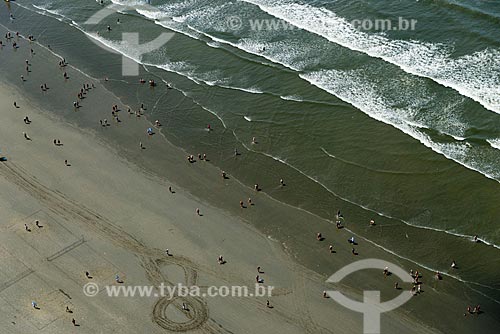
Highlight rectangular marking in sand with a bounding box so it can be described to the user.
[51,243,125,290]
[9,210,81,258]
[0,245,33,292]
[0,273,70,330]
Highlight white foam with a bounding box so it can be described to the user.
[206,40,221,49]
[28,3,68,24]
[487,138,500,150]
[187,26,301,71]
[343,226,500,303]
[33,8,266,98]
[32,4,62,17]
[280,95,303,102]
[233,130,500,251]
[300,69,500,182]
[241,0,500,114]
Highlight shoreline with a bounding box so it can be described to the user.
[0,16,499,334]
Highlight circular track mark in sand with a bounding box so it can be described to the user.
[153,296,208,332]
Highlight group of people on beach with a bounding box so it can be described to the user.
[465,305,481,317]
[186,153,208,163]
[24,220,42,232]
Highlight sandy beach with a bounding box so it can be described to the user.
[0,16,499,334]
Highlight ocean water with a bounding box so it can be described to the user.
[2,0,500,301]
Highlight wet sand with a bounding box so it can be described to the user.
[0,29,498,334]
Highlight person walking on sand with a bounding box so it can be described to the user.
[196,208,200,216]
[64,160,69,166]
[24,224,31,232]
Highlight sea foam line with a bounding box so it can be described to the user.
[320,147,442,175]
[229,133,500,301]
[241,0,500,114]
[300,70,500,182]
[343,226,500,304]
[235,135,500,251]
